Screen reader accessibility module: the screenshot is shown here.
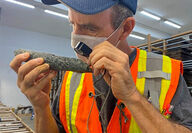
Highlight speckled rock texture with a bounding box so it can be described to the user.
[14,49,92,73]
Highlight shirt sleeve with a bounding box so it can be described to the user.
[51,80,66,133]
[171,74,192,130]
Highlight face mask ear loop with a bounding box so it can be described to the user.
[115,39,121,48]
[106,21,124,47]
[106,25,121,41]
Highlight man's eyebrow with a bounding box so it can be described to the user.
[80,23,100,30]
[69,20,100,30]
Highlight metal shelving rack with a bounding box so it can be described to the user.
[189,87,192,96]
[137,30,192,96]
[183,60,192,70]
[0,103,34,133]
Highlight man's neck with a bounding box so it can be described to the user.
[118,40,134,56]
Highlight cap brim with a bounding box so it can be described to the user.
[42,0,118,15]
[41,0,60,5]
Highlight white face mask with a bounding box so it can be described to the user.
[71,34,106,50]
[71,23,122,62]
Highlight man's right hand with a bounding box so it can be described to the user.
[10,52,57,111]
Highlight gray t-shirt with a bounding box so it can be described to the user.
[51,48,192,133]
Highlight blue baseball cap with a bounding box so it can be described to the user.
[41,0,137,15]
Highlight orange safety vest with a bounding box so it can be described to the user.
[59,48,183,133]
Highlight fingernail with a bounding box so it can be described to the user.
[35,58,44,63]
[23,53,29,57]
[89,66,93,69]
[50,70,57,75]
[45,63,50,68]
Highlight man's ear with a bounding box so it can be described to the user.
[119,17,135,41]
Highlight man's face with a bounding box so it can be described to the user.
[68,7,128,63]
[68,8,115,38]
[68,8,123,63]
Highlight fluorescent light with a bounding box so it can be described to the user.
[164,21,181,29]
[140,11,161,21]
[5,0,35,9]
[44,10,69,19]
[129,34,145,40]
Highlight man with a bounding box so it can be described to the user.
[10,0,192,132]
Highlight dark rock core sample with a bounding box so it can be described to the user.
[14,49,92,73]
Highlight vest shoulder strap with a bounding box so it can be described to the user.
[136,49,182,114]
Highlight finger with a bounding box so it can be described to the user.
[103,71,111,86]
[10,52,30,73]
[35,71,50,82]
[23,63,50,88]
[92,57,113,86]
[18,58,44,84]
[92,41,121,54]
[35,71,57,94]
[89,42,124,65]
[35,70,57,84]
[93,41,113,50]
[42,71,57,94]
[92,57,115,76]
[90,43,112,62]
[89,48,121,67]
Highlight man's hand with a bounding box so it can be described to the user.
[10,52,57,111]
[89,41,136,102]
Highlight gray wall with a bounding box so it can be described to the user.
[0,25,75,108]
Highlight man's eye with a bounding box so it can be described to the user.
[89,28,96,32]
[85,26,96,32]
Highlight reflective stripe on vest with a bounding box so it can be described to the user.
[129,49,147,133]
[59,48,182,133]
[60,71,86,133]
